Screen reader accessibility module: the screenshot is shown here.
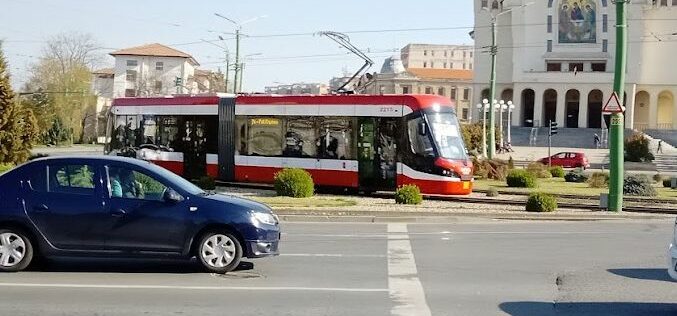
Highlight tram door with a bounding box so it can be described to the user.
[182,118,207,180]
[357,118,397,192]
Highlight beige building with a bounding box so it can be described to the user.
[473,0,677,131]
[401,44,475,70]
[356,56,475,122]
[264,83,329,95]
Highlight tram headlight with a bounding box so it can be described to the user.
[441,169,459,178]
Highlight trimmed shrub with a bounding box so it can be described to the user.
[395,184,423,205]
[486,187,499,197]
[653,173,664,183]
[274,168,314,198]
[526,192,558,212]
[0,164,13,174]
[625,133,655,162]
[549,166,565,178]
[527,162,552,179]
[506,169,537,188]
[196,176,216,190]
[623,174,657,196]
[664,178,674,188]
[564,170,589,183]
[588,172,610,188]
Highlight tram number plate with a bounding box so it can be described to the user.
[611,116,623,126]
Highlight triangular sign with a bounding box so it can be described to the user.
[602,92,625,113]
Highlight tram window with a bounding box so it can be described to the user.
[140,115,158,145]
[235,117,248,155]
[111,115,141,149]
[318,117,354,160]
[204,116,219,154]
[284,117,317,158]
[158,116,179,150]
[247,117,283,156]
[407,117,434,157]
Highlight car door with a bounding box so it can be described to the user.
[22,161,107,250]
[103,164,190,253]
[566,153,577,168]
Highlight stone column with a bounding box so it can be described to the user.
[579,89,589,128]
[649,91,659,129]
[533,88,544,127]
[512,87,523,127]
[556,89,566,127]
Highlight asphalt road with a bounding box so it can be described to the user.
[1,219,677,315]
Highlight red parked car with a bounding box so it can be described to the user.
[539,152,590,169]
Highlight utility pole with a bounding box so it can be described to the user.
[608,0,628,212]
[488,17,498,159]
[233,29,241,94]
[238,62,244,93]
[225,51,230,93]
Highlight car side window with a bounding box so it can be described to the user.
[28,166,47,192]
[108,166,167,201]
[48,164,96,195]
[556,153,566,159]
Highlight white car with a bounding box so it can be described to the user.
[669,218,677,281]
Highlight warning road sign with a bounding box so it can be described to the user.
[602,92,625,113]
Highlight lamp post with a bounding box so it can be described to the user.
[498,100,506,149]
[214,13,267,93]
[476,99,490,158]
[506,101,515,145]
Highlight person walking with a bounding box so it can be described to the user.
[657,140,663,154]
[593,133,600,149]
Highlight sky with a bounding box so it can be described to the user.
[0,0,475,92]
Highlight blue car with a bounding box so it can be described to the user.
[0,156,280,273]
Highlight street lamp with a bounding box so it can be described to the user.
[214,13,267,93]
[476,99,490,158]
[506,101,515,145]
[239,53,263,92]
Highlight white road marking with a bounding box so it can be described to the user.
[387,223,432,316]
[281,253,386,258]
[0,283,388,292]
[284,231,612,238]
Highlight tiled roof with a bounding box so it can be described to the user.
[407,68,473,80]
[110,43,198,65]
[92,67,114,75]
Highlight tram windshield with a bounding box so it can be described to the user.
[427,112,466,160]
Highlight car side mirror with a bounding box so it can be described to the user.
[164,188,184,203]
[417,121,427,136]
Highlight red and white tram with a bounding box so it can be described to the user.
[106,94,473,195]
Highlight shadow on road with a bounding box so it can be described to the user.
[28,258,254,274]
[607,268,674,282]
[499,301,677,316]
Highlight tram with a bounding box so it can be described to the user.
[106,94,473,195]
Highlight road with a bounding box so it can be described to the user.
[1,219,676,315]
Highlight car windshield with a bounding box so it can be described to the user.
[426,112,466,160]
[142,161,205,196]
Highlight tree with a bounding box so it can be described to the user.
[23,32,100,144]
[0,42,39,164]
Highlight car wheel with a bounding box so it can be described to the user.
[0,229,34,272]
[197,232,242,274]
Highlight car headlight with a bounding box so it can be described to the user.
[252,212,278,226]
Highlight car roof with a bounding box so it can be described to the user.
[27,155,150,167]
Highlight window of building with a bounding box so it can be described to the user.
[425,87,433,94]
[402,86,411,94]
[424,50,428,56]
[469,63,473,70]
[444,51,448,57]
[463,88,470,100]
[470,52,473,58]
[661,0,668,6]
[247,117,283,156]
[126,70,137,82]
[125,89,136,97]
[547,15,552,33]
[569,63,584,72]
[156,62,164,71]
[49,164,95,195]
[547,63,562,72]
[154,81,162,94]
[431,50,435,56]
[461,108,469,120]
[450,88,457,100]
[463,51,467,58]
[481,0,488,8]
[423,61,427,68]
[592,63,606,72]
[108,167,168,201]
[283,117,317,158]
[603,14,608,32]
[126,60,138,67]
[603,39,608,52]
[450,62,454,69]
[438,87,445,96]
[547,40,553,52]
[491,0,499,10]
[443,62,448,68]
